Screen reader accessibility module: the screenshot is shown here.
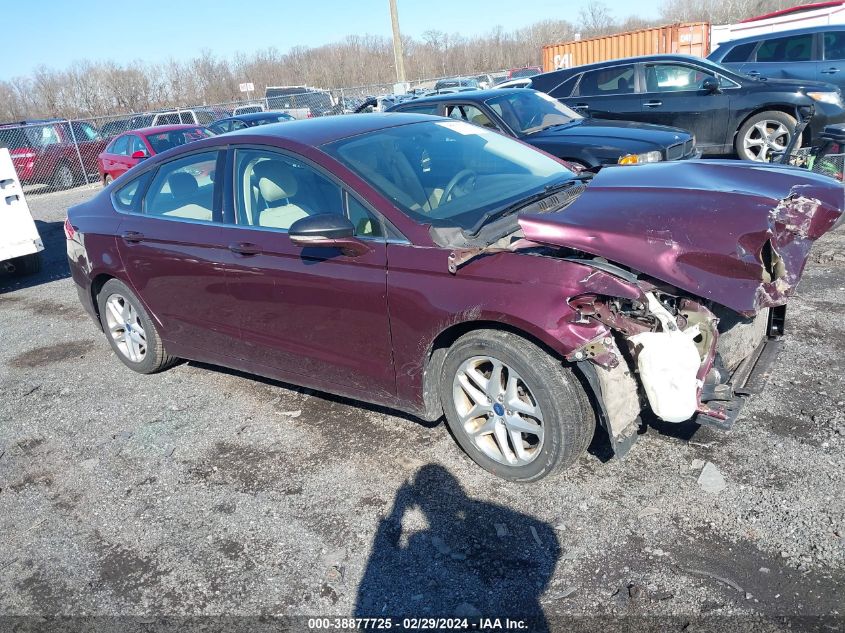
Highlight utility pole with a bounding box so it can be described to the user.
[388,0,406,83]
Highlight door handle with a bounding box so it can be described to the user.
[644,100,663,108]
[746,70,761,76]
[121,230,144,243]
[821,67,840,74]
[228,242,262,256]
[574,103,589,110]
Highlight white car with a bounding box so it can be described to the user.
[0,148,42,276]
[495,77,534,89]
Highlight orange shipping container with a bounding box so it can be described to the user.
[542,22,711,72]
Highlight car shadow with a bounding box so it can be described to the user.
[0,220,70,294]
[355,463,559,630]
[187,360,442,429]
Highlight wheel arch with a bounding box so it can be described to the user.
[733,105,805,146]
[419,318,582,422]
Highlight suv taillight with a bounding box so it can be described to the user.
[64,218,76,240]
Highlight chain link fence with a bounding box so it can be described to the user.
[0,71,510,194]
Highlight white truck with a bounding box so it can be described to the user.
[0,147,43,276]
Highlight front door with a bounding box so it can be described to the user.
[223,147,395,395]
[115,149,242,357]
[637,61,731,152]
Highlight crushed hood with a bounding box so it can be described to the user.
[518,160,844,315]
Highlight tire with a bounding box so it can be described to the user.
[52,162,75,190]
[103,174,113,187]
[10,252,42,276]
[735,110,796,162]
[96,278,177,374]
[440,329,595,482]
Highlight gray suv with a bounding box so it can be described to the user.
[708,25,845,91]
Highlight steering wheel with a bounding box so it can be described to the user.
[441,169,477,204]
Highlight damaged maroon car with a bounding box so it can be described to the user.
[66,114,844,481]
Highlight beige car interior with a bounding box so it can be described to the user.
[150,170,215,221]
[242,158,311,230]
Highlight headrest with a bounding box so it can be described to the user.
[253,159,297,203]
[169,172,198,198]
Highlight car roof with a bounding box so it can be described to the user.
[131,124,207,135]
[713,24,842,48]
[222,112,441,146]
[390,88,526,107]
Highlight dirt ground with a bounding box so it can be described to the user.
[0,184,843,632]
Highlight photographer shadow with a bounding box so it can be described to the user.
[355,464,559,631]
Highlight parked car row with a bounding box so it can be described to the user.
[66,113,844,482]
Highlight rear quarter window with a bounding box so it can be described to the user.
[395,104,441,115]
[721,42,757,63]
[549,75,579,98]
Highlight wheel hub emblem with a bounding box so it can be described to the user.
[493,403,505,416]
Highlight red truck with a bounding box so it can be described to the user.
[0,120,107,190]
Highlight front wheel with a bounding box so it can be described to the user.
[96,278,177,374]
[440,330,595,482]
[735,111,796,162]
[52,162,75,190]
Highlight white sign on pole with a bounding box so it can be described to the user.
[239,82,255,93]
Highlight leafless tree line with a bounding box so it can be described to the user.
[0,0,820,121]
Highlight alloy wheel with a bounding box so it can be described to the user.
[452,355,545,466]
[104,293,147,362]
[742,119,791,162]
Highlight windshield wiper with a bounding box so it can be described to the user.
[466,176,588,236]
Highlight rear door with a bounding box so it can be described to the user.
[221,146,395,394]
[102,135,130,178]
[638,61,731,151]
[115,149,243,356]
[740,32,819,82]
[561,63,641,120]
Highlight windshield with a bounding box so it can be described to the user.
[485,91,581,135]
[144,127,213,153]
[322,120,573,231]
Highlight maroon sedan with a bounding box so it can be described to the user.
[97,124,213,185]
[66,114,843,481]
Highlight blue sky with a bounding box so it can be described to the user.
[0,0,664,79]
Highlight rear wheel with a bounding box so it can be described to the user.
[52,162,75,190]
[440,329,595,482]
[96,278,177,374]
[735,111,796,162]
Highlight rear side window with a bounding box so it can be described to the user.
[144,151,219,222]
[755,34,813,62]
[113,172,152,212]
[824,31,845,60]
[446,104,499,130]
[576,65,636,96]
[722,42,757,63]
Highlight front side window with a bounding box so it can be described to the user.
[109,135,129,155]
[755,34,813,62]
[485,91,579,135]
[577,65,636,96]
[644,64,714,92]
[322,120,573,231]
[230,120,249,131]
[824,30,845,60]
[128,135,147,155]
[234,149,343,231]
[71,122,101,141]
[446,104,500,130]
[144,151,218,222]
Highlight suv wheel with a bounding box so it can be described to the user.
[97,278,178,374]
[52,162,75,190]
[440,329,595,482]
[736,111,796,162]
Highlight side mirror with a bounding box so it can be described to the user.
[701,77,721,94]
[289,213,370,257]
[131,150,148,160]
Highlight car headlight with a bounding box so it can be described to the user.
[807,91,843,106]
[618,150,662,165]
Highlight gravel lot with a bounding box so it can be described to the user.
[1,184,843,631]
